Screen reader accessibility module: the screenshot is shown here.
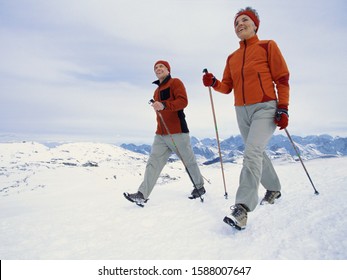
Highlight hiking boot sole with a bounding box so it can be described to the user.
[188,194,205,201]
[223,216,245,231]
[123,192,148,207]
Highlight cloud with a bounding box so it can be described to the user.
[1,0,347,144]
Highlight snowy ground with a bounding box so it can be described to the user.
[0,141,346,260]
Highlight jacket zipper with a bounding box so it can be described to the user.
[241,40,247,105]
[157,85,165,135]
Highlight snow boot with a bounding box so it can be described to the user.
[223,204,248,230]
[260,190,281,205]
[189,186,206,199]
[123,191,148,207]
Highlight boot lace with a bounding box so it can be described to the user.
[129,192,144,201]
[230,204,247,218]
[264,191,280,203]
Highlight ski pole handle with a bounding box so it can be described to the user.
[203,68,215,89]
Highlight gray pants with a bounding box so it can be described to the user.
[235,101,281,211]
[138,133,204,199]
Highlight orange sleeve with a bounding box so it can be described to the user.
[213,56,234,94]
[268,41,290,106]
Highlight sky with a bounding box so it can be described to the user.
[1,0,347,144]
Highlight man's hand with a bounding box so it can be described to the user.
[152,101,165,111]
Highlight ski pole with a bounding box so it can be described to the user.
[284,128,319,195]
[149,99,204,202]
[203,69,228,199]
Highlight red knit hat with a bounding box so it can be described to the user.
[154,60,171,73]
[234,10,260,32]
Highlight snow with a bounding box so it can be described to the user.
[1,141,346,262]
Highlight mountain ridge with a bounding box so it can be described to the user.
[121,134,347,164]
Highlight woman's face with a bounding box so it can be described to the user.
[234,14,257,40]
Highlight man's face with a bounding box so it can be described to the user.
[154,63,170,80]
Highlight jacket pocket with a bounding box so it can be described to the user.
[257,72,266,95]
[257,72,275,102]
[160,88,171,101]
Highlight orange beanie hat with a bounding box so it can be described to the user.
[154,60,171,72]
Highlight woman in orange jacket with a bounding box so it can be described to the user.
[203,7,290,230]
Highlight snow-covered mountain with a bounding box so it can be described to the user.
[121,134,347,164]
[0,142,149,196]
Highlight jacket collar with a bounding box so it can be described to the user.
[153,74,171,86]
[239,34,259,48]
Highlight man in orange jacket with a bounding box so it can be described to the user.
[203,7,290,230]
[124,60,205,207]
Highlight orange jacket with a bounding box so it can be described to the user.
[213,35,290,107]
[153,75,189,135]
